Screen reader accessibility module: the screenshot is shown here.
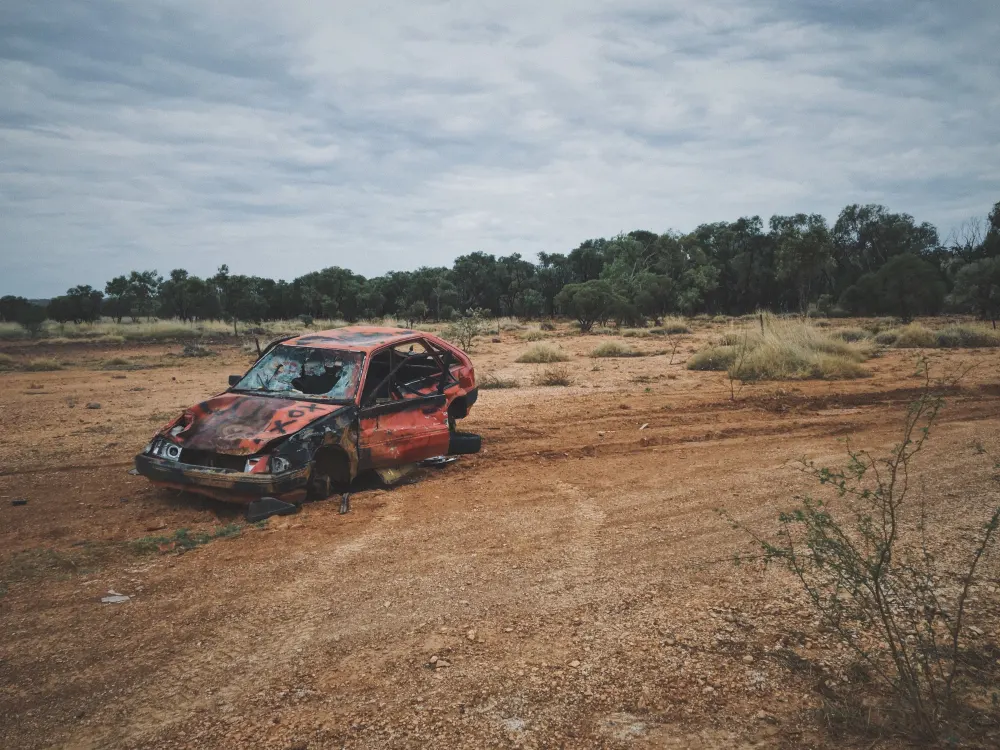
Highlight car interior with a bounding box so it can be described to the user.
[359,340,449,406]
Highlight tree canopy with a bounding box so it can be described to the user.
[3,201,997,331]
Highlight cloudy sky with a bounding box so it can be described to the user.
[2,0,998,297]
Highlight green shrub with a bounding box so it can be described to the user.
[532,365,572,386]
[516,344,570,363]
[444,309,487,351]
[0,353,16,371]
[590,340,639,358]
[893,323,937,348]
[727,381,1000,740]
[24,358,62,372]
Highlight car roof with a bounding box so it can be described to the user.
[283,326,436,353]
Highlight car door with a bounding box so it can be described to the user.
[357,340,451,469]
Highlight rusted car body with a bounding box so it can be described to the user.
[135,327,480,504]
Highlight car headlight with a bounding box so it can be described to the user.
[271,456,291,473]
[147,438,182,461]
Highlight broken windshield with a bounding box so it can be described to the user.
[232,345,362,402]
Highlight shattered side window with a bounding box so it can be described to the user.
[232,345,362,401]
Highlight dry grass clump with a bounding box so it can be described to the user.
[659,317,692,334]
[892,323,937,348]
[874,329,899,345]
[934,324,1000,348]
[23,358,63,372]
[0,322,28,340]
[590,340,640,358]
[832,327,870,342]
[687,346,740,371]
[862,317,900,335]
[516,344,570,363]
[688,320,871,381]
[886,322,1000,349]
[532,365,572,386]
[480,373,519,389]
[521,330,547,342]
[0,353,17,370]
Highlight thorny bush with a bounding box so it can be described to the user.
[727,360,1000,742]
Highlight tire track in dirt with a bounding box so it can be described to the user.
[553,479,605,578]
[472,391,1000,468]
[61,507,395,749]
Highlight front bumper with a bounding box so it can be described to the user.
[134,454,311,499]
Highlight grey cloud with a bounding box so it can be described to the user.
[1,0,998,296]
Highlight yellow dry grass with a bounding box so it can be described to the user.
[688,318,871,381]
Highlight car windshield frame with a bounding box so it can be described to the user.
[230,344,363,403]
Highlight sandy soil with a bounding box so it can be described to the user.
[1,323,998,749]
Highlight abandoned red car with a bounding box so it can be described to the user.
[135,327,480,507]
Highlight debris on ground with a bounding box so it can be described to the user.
[11,498,28,506]
[85,402,101,409]
[339,492,351,514]
[246,496,299,523]
[101,591,130,604]
[375,464,416,485]
[420,456,459,467]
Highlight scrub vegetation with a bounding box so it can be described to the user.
[688,317,872,382]
[516,343,570,363]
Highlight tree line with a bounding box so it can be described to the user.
[2,201,999,334]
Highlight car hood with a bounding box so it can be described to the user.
[162,393,349,456]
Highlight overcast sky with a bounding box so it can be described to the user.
[2,0,998,297]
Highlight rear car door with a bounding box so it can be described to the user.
[357,340,451,468]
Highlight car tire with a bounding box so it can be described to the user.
[448,431,481,455]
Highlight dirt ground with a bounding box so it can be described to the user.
[1,322,999,750]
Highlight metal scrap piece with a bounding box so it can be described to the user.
[246,496,299,523]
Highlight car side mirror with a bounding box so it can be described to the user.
[228,375,241,386]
